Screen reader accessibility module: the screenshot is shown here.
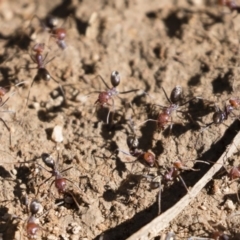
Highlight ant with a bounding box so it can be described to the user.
[23,198,63,239]
[143,158,207,215]
[25,199,43,239]
[36,153,82,208]
[30,15,67,50]
[92,71,146,124]
[111,118,157,167]
[218,0,240,13]
[199,97,240,131]
[137,86,200,133]
[45,15,67,50]
[25,43,64,109]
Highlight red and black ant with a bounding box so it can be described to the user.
[45,15,67,50]
[218,0,240,13]
[111,118,157,167]
[92,71,147,124]
[25,43,64,109]
[22,198,63,239]
[200,97,240,131]
[25,199,43,239]
[30,15,67,50]
[143,158,207,215]
[36,153,83,208]
[137,86,201,133]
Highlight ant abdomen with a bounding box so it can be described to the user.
[127,136,139,150]
[46,15,58,29]
[212,111,225,124]
[110,71,120,87]
[29,200,41,215]
[36,68,51,81]
[41,153,55,168]
[170,86,182,103]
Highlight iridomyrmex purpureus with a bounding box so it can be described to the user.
[90,71,147,124]
[24,42,64,109]
[35,153,83,208]
[136,86,201,135]
[143,158,208,215]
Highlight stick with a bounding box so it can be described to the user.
[126,131,240,240]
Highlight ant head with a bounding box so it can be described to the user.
[170,86,182,103]
[36,68,51,81]
[46,15,58,29]
[29,199,41,215]
[41,153,55,169]
[127,136,139,149]
[110,71,120,87]
[229,97,240,108]
[143,151,155,167]
[53,28,66,41]
[33,43,45,53]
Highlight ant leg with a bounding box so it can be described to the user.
[36,176,54,196]
[50,75,65,98]
[60,166,73,174]
[119,89,140,94]
[152,103,167,109]
[161,87,172,104]
[64,191,81,209]
[178,175,189,193]
[194,121,214,148]
[135,119,158,129]
[96,75,111,89]
[180,96,202,107]
[24,79,36,111]
[158,181,161,215]
[44,55,55,66]
[106,98,114,124]
[0,118,11,147]
[30,54,37,64]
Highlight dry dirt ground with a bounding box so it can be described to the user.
[1,0,240,239]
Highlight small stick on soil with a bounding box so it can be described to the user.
[126,131,240,240]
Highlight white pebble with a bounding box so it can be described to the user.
[51,125,64,143]
[225,199,235,211]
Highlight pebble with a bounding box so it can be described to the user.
[51,125,64,143]
[225,199,235,211]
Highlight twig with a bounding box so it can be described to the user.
[126,131,240,240]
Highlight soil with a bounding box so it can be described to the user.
[0,0,240,239]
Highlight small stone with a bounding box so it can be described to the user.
[225,199,235,211]
[51,125,64,143]
[72,225,81,235]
